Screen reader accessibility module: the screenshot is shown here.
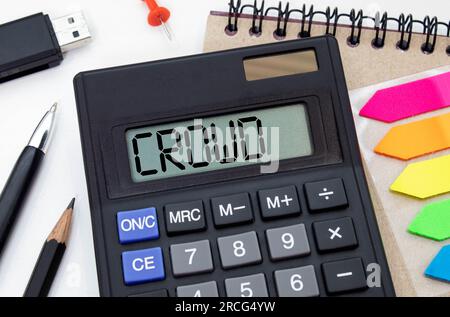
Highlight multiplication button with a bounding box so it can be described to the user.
[211,193,253,227]
[258,185,301,219]
[170,240,213,277]
[313,217,358,252]
[164,200,206,235]
[217,231,262,269]
[304,178,348,211]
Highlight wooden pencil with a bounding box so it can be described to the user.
[23,198,75,297]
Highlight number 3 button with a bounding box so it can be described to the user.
[217,231,262,269]
[170,240,214,277]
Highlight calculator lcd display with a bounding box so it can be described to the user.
[126,104,312,182]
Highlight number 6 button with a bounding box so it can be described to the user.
[170,240,214,277]
[217,231,262,269]
[274,265,320,297]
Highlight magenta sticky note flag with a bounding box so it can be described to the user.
[360,72,450,123]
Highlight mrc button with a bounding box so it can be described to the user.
[258,185,301,219]
[117,207,159,244]
[164,200,206,235]
[211,193,253,227]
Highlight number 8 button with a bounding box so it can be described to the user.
[217,231,262,269]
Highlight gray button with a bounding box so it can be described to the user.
[170,240,213,277]
[217,231,262,269]
[274,265,320,297]
[258,186,301,219]
[225,273,268,297]
[211,193,253,227]
[266,224,310,261]
[177,281,219,297]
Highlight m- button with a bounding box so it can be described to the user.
[211,193,253,227]
[258,186,301,219]
[164,200,206,235]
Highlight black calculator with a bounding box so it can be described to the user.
[74,36,395,297]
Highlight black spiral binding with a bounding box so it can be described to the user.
[225,0,450,55]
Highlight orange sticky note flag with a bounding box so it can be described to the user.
[375,112,450,160]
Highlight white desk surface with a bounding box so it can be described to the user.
[0,0,447,297]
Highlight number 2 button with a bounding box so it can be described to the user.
[170,240,214,277]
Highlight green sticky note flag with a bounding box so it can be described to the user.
[408,199,450,241]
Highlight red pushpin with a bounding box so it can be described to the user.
[143,0,173,40]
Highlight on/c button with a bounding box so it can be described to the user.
[117,207,159,244]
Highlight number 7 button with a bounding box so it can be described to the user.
[170,240,214,277]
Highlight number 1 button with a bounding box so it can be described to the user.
[170,240,213,277]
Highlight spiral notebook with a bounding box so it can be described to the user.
[203,2,450,297]
[203,1,450,90]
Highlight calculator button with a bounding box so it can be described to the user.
[177,281,219,297]
[304,178,348,211]
[217,231,262,269]
[274,265,320,297]
[266,224,310,261]
[258,186,301,219]
[225,273,268,297]
[313,217,358,252]
[121,247,165,285]
[170,240,213,277]
[211,193,253,227]
[322,258,367,294]
[129,289,169,297]
[164,200,206,235]
[117,207,159,244]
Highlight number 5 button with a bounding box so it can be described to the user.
[170,240,214,277]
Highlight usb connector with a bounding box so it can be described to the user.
[0,11,91,83]
[51,12,91,53]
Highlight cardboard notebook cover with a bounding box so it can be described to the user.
[203,12,450,297]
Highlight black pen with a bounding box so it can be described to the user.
[0,103,57,256]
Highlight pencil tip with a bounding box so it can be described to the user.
[67,198,75,210]
[49,102,58,112]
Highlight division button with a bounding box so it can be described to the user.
[225,273,268,297]
[170,240,214,277]
[313,217,358,252]
[304,178,348,212]
[164,200,206,235]
[122,247,165,285]
[211,193,253,227]
[274,265,320,297]
[177,281,219,297]
[322,258,367,294]
[217,231,262,269]
[258,185,301,219]
[266,224,310,261]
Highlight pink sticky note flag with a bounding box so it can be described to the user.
[360,72,450,123]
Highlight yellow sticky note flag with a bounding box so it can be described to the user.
[391,155,450,199]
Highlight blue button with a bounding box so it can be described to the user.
[122,247,165,285]
[117,207,159,244]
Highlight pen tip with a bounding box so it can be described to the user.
[67,198,75,210]
[50,102,58,112]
